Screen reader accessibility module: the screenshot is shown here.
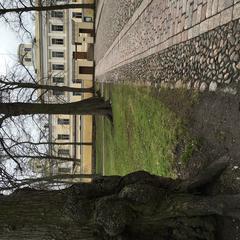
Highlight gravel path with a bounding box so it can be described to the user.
[95,0,143,63]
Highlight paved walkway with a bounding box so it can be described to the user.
[95,0,144,63]
[95,0,240,94]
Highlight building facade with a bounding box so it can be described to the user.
[19,0,94,177]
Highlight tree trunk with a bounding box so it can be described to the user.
[0,80,94,93]
[0,188,95,240]
[43,141,93,146]
[8,141,93,148]
[1,174,100,191]
[0,164,238,240]
[0,4,95,15]
[0,97,112,117]
[3,154,81,162]
[20,173,99,183]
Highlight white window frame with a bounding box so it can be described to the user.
[52,38,64,45]
[58,149,70,156]
[57,118,70,125]
[53,77,64,83]
[52,64,64,70]
[52,51,64,58]
[57,134,70,140]
[51,11,64,18]
[51,25,64,32]
[72,12,82,18]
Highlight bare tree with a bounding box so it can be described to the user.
[0,172,99,192]
[0,44,99,182]
[5,140,93,149]
[0,79,109,183]
[0,97,111,118]
[0,77,94,94]
[0,0,98,197]
[0,0,95,41]
[0,153,81,163]
[0,80,105,184]
[0,2,94,15]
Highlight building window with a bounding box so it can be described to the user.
[79,66,93,74]
[73,92,82,96]
[52,90,64,96]
[52,38,64,45]
[57,118,70,125]
[51,25,64,31]
[52,64,64,70]
[52,51,64,58]
[58,167,71,173]
[72,12,82,18]
[79,28,93,34]
[24,58,31,62]
[57,134,70,140]
[58,149,70,156]
[53,77,64,83]
[72,79,82,84]
[51,11,64,18]
[84,16,92,22]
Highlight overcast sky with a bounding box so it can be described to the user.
[0,23,21,75]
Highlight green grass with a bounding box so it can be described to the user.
[96,84,196,177]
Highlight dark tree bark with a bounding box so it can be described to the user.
[2,154,81,162]
[0,4,95,15]
[0,97,112,117]
[8,141,93,148]
[0,79,94,93]
[0,156,237,240]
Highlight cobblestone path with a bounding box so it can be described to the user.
[95,0,240,95]
[95,0,144,63]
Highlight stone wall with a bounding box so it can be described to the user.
[97,18,240,94]
[95,0,240,94]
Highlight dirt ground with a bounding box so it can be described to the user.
[155,89,240,240]
[188,92,240,240]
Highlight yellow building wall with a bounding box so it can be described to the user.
[76,0,94,18]
[34,4,94,177]
[81,115,93,174]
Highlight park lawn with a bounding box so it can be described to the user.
[95,84,195,177]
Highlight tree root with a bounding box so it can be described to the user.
[176,155,230,193]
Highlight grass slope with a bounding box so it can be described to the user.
[96,84,196,177]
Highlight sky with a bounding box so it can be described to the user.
[0,19,37,184]
[0,23,21,75]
